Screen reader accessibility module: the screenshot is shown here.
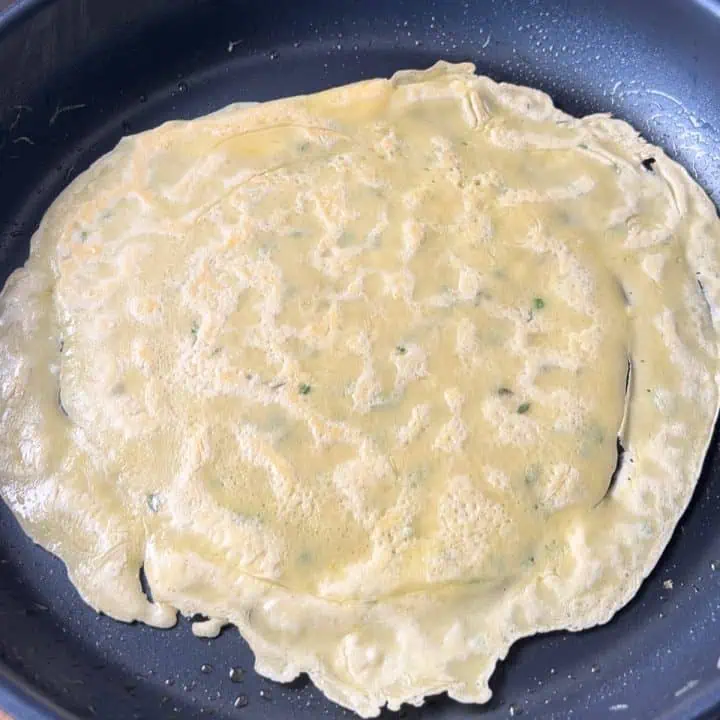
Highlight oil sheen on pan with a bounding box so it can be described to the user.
[0,62,718,717]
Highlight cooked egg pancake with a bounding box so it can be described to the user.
[1,62,719,717]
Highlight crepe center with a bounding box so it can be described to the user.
[54,111,630,601]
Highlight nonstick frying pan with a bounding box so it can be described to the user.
[1,1,720,718]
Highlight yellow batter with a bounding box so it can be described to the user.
[1,62,719,716]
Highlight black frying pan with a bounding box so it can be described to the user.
[1,1,720,718]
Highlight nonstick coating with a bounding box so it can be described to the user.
[1,1,720,718]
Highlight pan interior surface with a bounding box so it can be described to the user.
[1,1,720,719]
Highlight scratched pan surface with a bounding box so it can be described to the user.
[1,0,720,718]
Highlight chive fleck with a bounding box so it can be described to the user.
[396,345,407,355]
[298,383,311,395]
[517,402,531,414]
[525,464,541,484]
[338,231,354,247]
[587,423,605,444]
[497,386,514,396]
[190,321,199,342]
[533,297,545,310]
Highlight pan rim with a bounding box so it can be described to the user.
[0,8,80,720]
[0,0,55,43]
[0,662,76,720]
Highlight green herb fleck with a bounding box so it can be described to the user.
[298,142,310,152]
[587,423,605,444]
[395,345,407,355]
[525,464,541,484]
[337,231,354,247]
[298,383,312,395]
[473,289,489,305]
[517,402,531,414]
[497,386,513,396]
[533,297,545,310]
[79,230,88,242]
[191,320,199,341]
